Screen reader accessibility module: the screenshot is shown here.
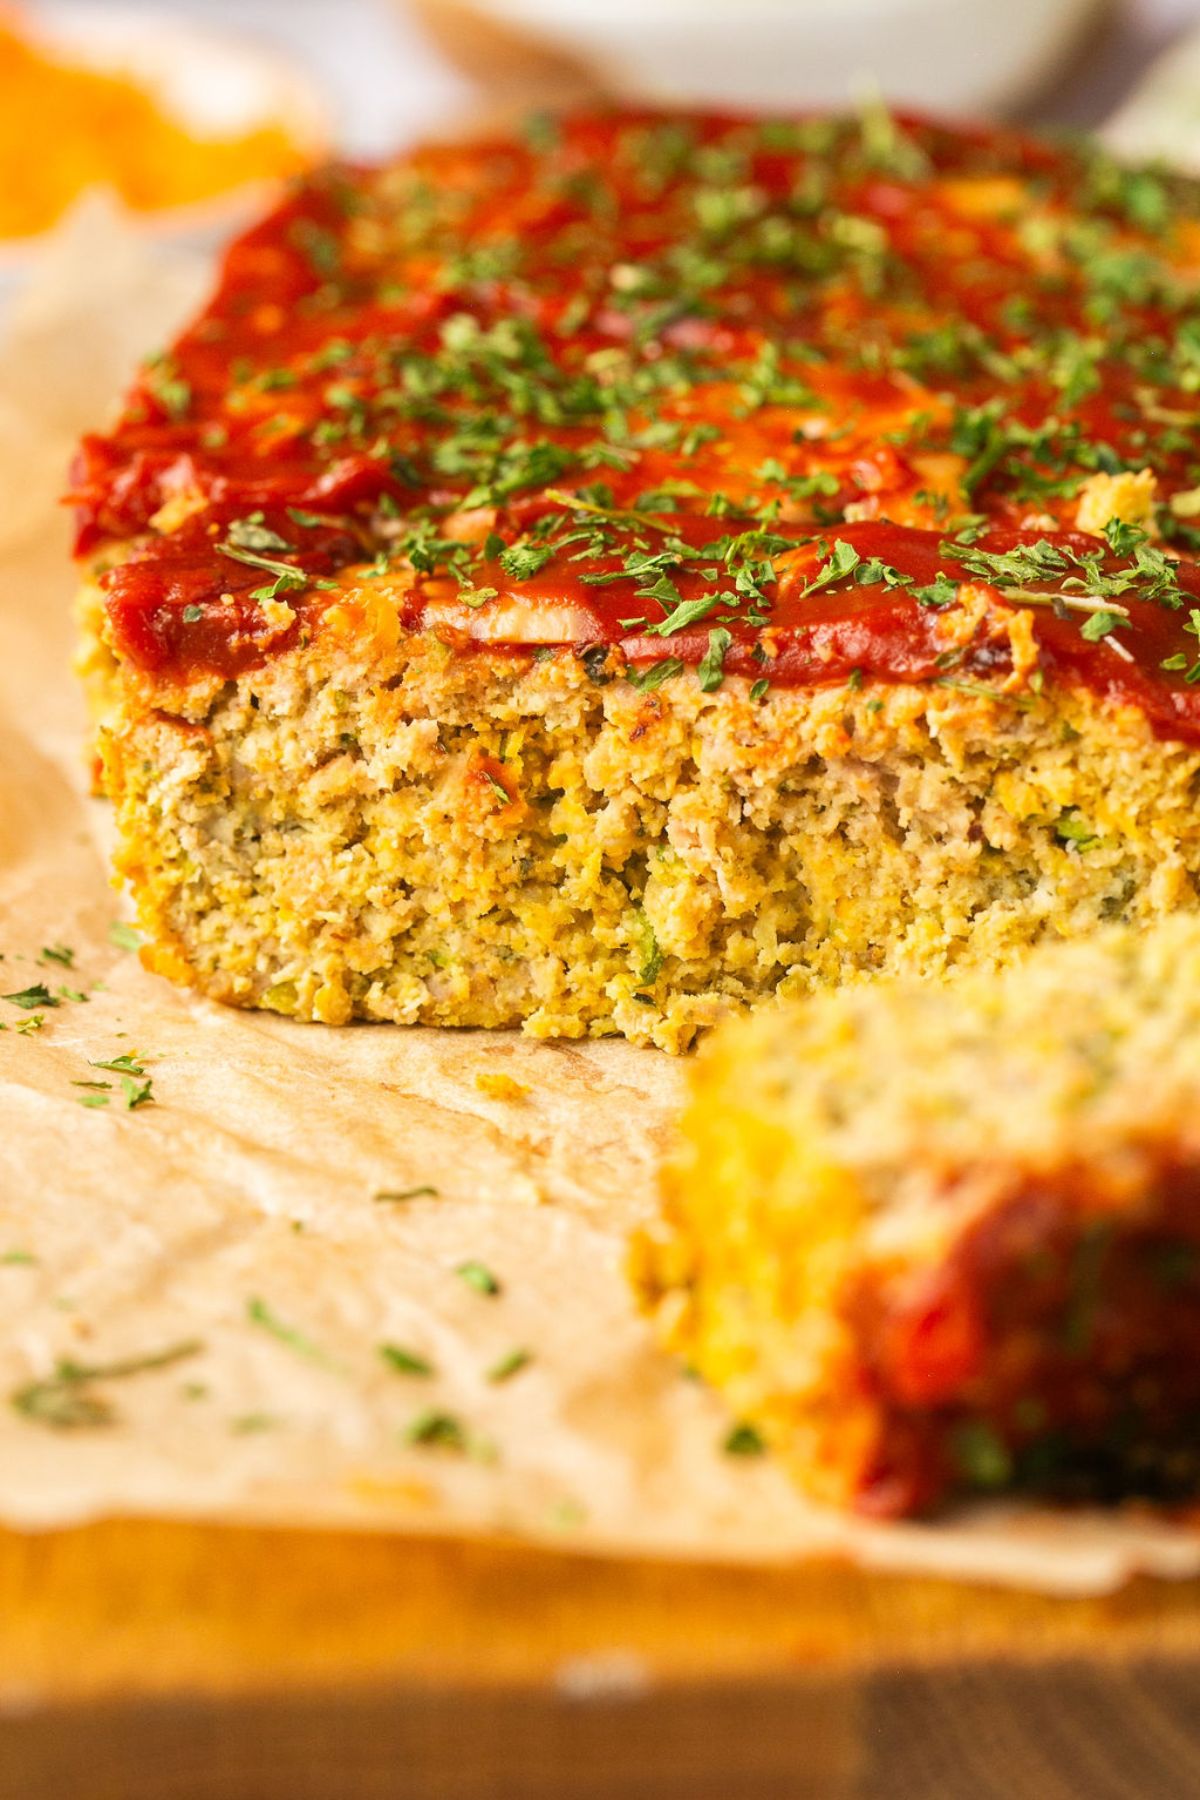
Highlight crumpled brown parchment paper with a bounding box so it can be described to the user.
[1,200,1197,1595]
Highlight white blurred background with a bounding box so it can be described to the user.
[53,0,1200,155]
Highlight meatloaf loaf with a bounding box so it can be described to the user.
[632,915,1200,1515]
[73,108,1200,1050]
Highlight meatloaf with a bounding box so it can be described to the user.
[632,915,1200,1515]
[73,108,1200,1050]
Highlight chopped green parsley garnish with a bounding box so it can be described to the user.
[628,658,684,692]
[952,1420,1013,1490]
[217,541,308,595]
[402,1408,466,1450]
[143,353,192,421]
[697,626,732,692]
[3,983,57,1011]
[246,1296,335,1367]
[486,1347,532,1383]
[380,1344,434,1377]
[231,1413,278,1435]
[226,515,292,553]
[91,1052,148,1075]
[1079,608,1126,642]
[723,1421,767,1457]
[120,1073,154,1110]
[11,1340,202,1430]
[455,1260,502,1297]
[499,540,555,581]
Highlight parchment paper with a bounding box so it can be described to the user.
[2,201,1198,1595]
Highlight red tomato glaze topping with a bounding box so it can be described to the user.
[846,1173,1200,1516]
[72,108,1200,739]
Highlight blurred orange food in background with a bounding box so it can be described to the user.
[0,6,314,241]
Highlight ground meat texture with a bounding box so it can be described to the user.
[633,917,1200,1509]
[81,571,1200,1050]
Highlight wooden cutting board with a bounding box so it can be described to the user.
[2,1520,1199,1800]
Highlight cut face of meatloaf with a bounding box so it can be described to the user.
[72,109,1200,1048]
[632,915,1200,1514]
[83,572,1200,1051]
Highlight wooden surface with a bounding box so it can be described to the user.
[3,1521,1200,1799]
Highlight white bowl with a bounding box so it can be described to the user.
[0,4,331,271]
[413,0,1108,116]
[1105,24,1200,173]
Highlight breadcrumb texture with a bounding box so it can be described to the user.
[86,560,1200,1052]
[634,916,1200,1511]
